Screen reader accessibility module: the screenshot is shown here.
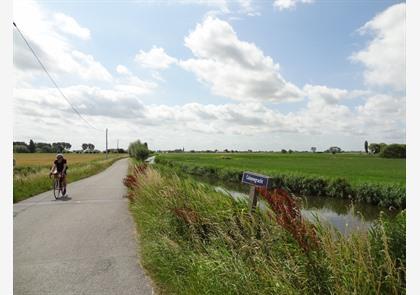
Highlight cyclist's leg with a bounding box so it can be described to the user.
[62,174,67,195]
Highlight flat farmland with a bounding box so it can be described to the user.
[13,153,128,202]
[158,152,405,186]
[14,153,119,167]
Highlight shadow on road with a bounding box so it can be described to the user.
[54,196,72,201]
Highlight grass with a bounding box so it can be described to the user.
[156,153,406,208]
[158,152,405,186]
[126,163,406,294]
[13,153,127,202]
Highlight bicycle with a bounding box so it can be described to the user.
[51,172,66,199]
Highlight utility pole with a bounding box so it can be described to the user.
[117,139,119,151]
[106,128,108,159]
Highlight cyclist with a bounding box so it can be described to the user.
[49,153,68,196]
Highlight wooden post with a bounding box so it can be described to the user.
[242,171,270,214]
[248,185,258,212]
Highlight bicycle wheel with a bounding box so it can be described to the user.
[53,178,60,199]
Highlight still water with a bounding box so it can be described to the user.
[196,176,399,234]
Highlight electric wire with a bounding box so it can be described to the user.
[13,21,102,132]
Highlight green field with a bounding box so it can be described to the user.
[158,152,405,186]
[13,153,127,202]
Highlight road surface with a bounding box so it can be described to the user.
[14,158,154,295]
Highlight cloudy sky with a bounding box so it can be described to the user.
[13,0,405,151]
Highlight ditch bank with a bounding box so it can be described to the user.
[125,163,406,294]
[155,157,405,209]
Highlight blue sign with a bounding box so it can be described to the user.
[241,171,271,188]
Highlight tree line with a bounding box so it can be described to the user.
[13,140,126,154]
[364,140,406,158]
[13,140,72,153]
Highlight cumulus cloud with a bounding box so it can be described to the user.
[13,0,111,82]
[174,0,258,15]
[135,46,177,70]
[304,84,349,105]
[13,1,405,150]
[351,3,405,91]
[273,0,313,11]
[14,75,156,120]
[176,0,230,13]
[116,64,131,75]
[53,13,91,40]
[180,16,303,103]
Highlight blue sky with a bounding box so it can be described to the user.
[13,0,405,151]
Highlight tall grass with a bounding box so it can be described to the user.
[13,156,126,202]
[156,157,405,209]
[126,164,405,294]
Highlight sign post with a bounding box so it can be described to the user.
[241,171,271,212]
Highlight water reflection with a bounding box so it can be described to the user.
[195,175,399,234]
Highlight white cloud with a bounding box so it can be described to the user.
[304,84,348,105]
[135,46,177,70]
[273,0,313,11]
[180,16,303,103]
[13,1,405,151]
[53,13,91,40]
[13,0,111,82]
[116,64,131,75]
[176,0,230,13]
[351,3,405,91]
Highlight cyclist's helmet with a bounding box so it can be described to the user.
[56,153,64,159]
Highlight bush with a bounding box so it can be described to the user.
[128,140,150,161]
[380,144,406,159]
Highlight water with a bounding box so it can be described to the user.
[195,176,399,235]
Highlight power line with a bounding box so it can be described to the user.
[13,21,102,132]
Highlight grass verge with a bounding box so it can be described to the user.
[13,155,127,202]
[126,163,405,294]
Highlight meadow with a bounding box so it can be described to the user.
[126,163,406,294]
[156,153,406,208]
[158,152,405,185]
[13,153,127,202]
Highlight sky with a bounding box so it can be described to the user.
[13,0,406,151]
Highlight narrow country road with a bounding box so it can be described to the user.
[14,158,154,295]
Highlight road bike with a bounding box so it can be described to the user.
[51,173,66,199]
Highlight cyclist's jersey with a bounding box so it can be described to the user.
[54,159,67,173]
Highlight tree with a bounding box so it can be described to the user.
[281,149,287,153]
[64,142,72,151]
[28,139,36,153]
[36,142,52,153]
[311,147,316,153]
[368,143,381,154]
[82,143,88,151]
[380,144,406,159]
[128,140,150,161]
[13,145,29,153]
[52,142,64,153]
[364,140,368,153]
[329,146,341,154]
[13,141,28,146]
[379,143,387,153]
[88,144,95,151]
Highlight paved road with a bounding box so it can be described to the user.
[14,158,154,295]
